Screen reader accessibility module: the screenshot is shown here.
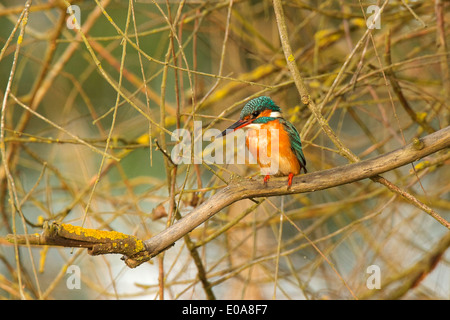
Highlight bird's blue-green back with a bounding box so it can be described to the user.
[280,118,307,172]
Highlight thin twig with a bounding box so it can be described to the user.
[1,0,37,299]
[272,0,443,235]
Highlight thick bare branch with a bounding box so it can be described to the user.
[6,126,450,268]
[137,126,450,267]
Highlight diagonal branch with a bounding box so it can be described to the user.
[5,126,450,268]
[138,126,450,268]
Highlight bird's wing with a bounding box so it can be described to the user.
[281,119,307,173]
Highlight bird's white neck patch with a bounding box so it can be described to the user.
[269,111,282,118]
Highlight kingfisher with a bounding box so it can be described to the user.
[220,96,307,188]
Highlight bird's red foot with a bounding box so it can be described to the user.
[287,173,294,189]
[263,174,270,185]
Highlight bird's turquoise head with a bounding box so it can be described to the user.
[239,96,281,119]
[220,96,282,136]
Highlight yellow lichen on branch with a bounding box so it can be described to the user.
[60,223,128,241]
[6,222,148,262]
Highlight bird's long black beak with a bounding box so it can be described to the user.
[218,119,252,138]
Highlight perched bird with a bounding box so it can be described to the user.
[220,96,307,187]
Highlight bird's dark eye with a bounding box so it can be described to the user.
[252,111,260,118]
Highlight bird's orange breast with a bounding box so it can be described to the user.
[245,120,301,176]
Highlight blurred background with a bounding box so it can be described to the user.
[0,0,449,299]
